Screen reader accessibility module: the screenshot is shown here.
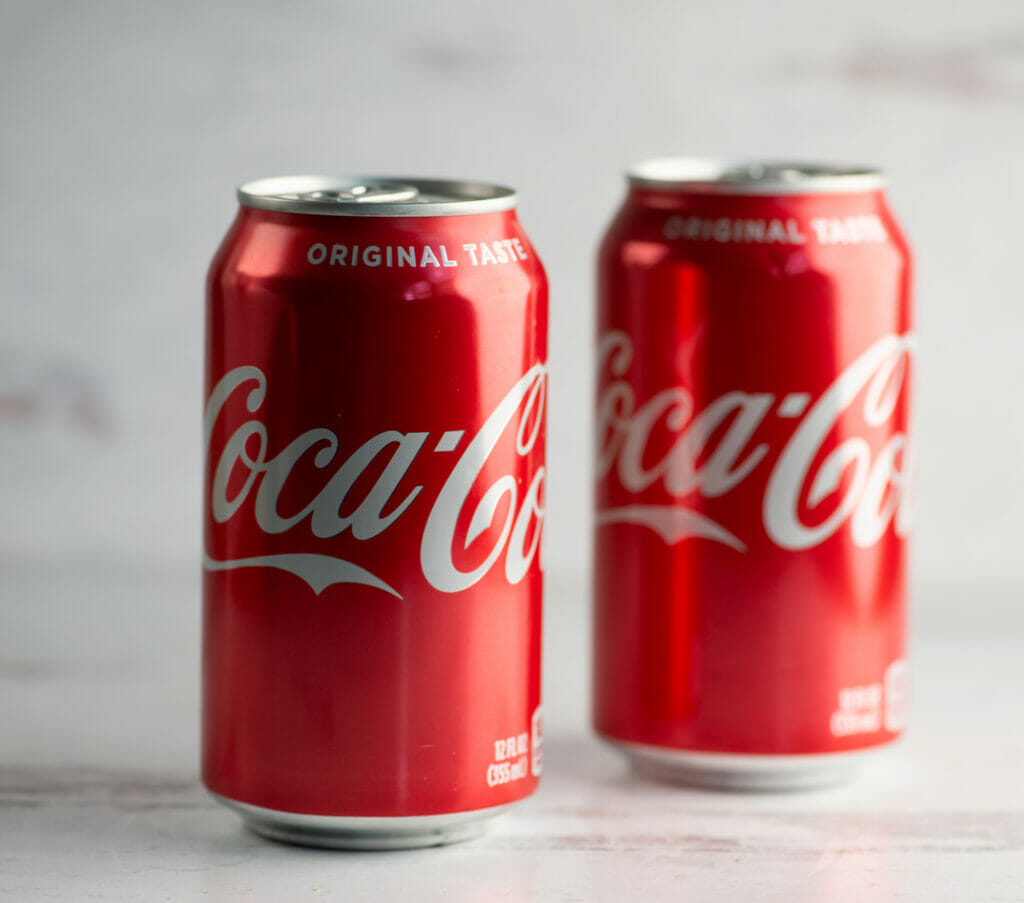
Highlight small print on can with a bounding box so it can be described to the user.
[203,176,548,848]
[593,159,914,790]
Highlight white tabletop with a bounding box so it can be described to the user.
[2,567,1022,901]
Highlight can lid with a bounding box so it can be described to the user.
[237,175,517,216]
[627,158,886,195]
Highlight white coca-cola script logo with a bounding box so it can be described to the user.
[596,331,915,552]
[204,365,546,597]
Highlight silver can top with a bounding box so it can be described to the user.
[628,157,886,195]
[238,175,517,217]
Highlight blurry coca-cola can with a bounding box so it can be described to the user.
[204,176,547,847]
[593,159,914,789]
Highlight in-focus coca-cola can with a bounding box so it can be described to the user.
[593,159,914,789]
[204,176,547,847]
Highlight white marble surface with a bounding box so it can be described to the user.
[2,567,1022,901]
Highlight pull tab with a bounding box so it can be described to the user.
[720,163,852,185]
[300,181,420,204]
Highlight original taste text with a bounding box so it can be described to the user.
[306,240,529,269]
[663,215,889,246]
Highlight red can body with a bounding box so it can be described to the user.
[593,161,914,787]
[203,177,547,845]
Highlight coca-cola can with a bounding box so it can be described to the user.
[204,176,547,847]
[593,159,914,789]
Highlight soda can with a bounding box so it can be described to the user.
[593,159,914,789]
[203,176,547,847]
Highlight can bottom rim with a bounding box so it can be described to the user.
[211,792,510,850]
[609,737,899,792]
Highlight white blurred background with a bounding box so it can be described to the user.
[3,1,1023,703]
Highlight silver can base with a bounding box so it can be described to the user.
[212,793,508,850]
[615,740,889,792]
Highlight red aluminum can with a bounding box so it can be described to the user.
[593,159,914,789]
[203,176,547,847]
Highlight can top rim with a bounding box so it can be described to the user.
[627,157,887,195]
[237,175,518,216]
